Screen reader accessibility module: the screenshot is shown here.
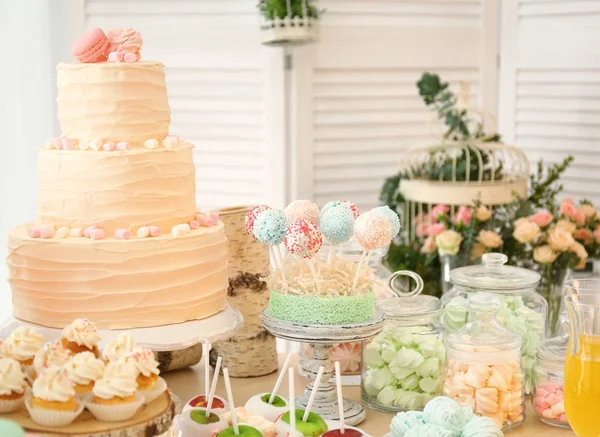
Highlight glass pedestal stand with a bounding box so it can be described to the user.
[260,310,384,426]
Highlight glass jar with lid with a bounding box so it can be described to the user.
[441,252,546,395]
[444,292,526,431]
[362,270,445,413]
[532,313,570,429]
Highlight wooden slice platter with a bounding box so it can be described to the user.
[0,391,174,437]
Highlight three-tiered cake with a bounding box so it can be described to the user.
[6,28,229,329]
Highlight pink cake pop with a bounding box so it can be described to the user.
[354,212,393,250]
[284,200,320,225]
[245,205,272,238]
[284,220,322,259]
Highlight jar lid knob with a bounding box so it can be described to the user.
[388,270,424,298]
[482,253,508,269]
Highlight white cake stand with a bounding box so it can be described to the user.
[260,310,385,426]
[0,302,243,351]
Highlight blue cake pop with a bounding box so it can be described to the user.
[253,209,288,246]
[372,205,401,238]
[320,206,355,244]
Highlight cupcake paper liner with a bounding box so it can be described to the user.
[25,396,84,427]
[84,392,144,422]
[0,395,25,413]
[140,377,167,405]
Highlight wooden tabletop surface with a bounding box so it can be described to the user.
[165,354,576,437]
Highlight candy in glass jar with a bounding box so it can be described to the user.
[444,292,525,431]
[442,253,545,395]
[362,271,445,412]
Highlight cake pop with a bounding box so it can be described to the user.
[354,212,393,251]
[321,200,360,219]
[320,207,355,245]
[284,200,320,225]
[245,205,272,237]
[372,206,401,239]
[253,210,288,246]
[284,220,323,259]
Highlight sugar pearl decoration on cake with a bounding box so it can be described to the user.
[196,212,219,227]
[78,141,90,150]
[89,229,105,240]
[69,228,84,237]
[163,135,179,149]
[39,224,55,239]
[116,142,129,151]
[245,205,272,237]
[284,200,320,225]
[84,225,99,238]
[61,138,74,150]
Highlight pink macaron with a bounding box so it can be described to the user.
[72,28,110,63]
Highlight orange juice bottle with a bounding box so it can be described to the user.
[564,335,600,437]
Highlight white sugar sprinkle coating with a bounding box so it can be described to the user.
[284,200,320,225]
[354,212,393,250]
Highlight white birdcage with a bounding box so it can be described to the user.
[398,85,530,242]
[259,0,319,46]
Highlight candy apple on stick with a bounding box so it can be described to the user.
[244,352,292,421]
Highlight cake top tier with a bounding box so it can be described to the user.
[57,61,171,146]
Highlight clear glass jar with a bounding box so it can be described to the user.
[444,292,526,431]
[441,252,546,395]
[532,313,570,429]
[362,270,445,413]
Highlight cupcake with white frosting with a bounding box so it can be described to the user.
[61,318,101,357]
[26,367,83,427]
[0,357,29,413]
[64,351,105,396]
[3,326,44,369]
[129,347,166,404]
[85,359,144,421]
[102,332,136,362]
[32,340,72,380]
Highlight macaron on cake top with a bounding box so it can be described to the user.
[72,28,109,63]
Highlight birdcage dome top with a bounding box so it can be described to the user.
[398,139,529,206]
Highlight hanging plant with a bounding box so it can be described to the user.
[258,0,323,46]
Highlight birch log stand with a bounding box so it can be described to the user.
[210,206,278,377]
[1,392,174,437]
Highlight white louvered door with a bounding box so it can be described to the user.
[71,0,287,209]
[291,0,500,211]
[499,0,600,205]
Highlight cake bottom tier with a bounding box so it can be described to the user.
[7,223,229,329]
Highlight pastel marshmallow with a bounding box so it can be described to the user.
[28,226,41,238]
[90,138,103,151]
[102,142,116,151]
[137,226,150,238]
[69,228,84,237]
[171,223,191,237]
[163,135,179,149]
[78,141,90,150]
[148,226,161,237]
[89,229,105,240]
[43,139,55,149]
[144,139,159,149]
[190,220,200,229]
[124,52,137,63]
[83,225,99,238]
[108,51,123,62]
[55,226,69,238]
[116,142,129,151]
[61,138,74,150]
[114,229,131,240]
[52,138,63,150]
[39,224,55,239]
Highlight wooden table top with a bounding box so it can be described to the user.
[165,354,576,437]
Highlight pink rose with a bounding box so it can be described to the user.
[564,197,574,204]
[548,227,575,252]
[421,235,437,254]
[413,212,427,226]
[415,222,429,238]
[573,228,593,245]
[531,210,553,228]
[580,204,597,219]
[428,223,447,236]
[477,230,503,249]
[568,241,588,270]
[572,209,586,226]
[431,204,450,220]
[453,206,472,226]
[560,201,577,218]
[595,224,600,244]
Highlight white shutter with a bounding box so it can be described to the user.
[73,0,286,209]
[291,0,500,211]
[499,0,600,204]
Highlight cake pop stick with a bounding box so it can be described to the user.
[302,366,324,422]
[321,206,355,265]
[269,352,293,404]
[351,251,368,290]
[284,220,323,292]
[205,356,222,417]
[289,368,296,434]
[223,368,239,435]
[335,361,345,434]
[203,341,211,396]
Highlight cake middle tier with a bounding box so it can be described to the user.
[38,143,197,234]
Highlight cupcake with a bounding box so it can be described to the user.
[3,326,44,369]
[64,351,105,396]
[129,347,166,404]
[32,340,72,380]
[0,357,28,413]
[84,360,144,421]
[26,367,83,427]
[102,332,136,362]
[61,318,101,356]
